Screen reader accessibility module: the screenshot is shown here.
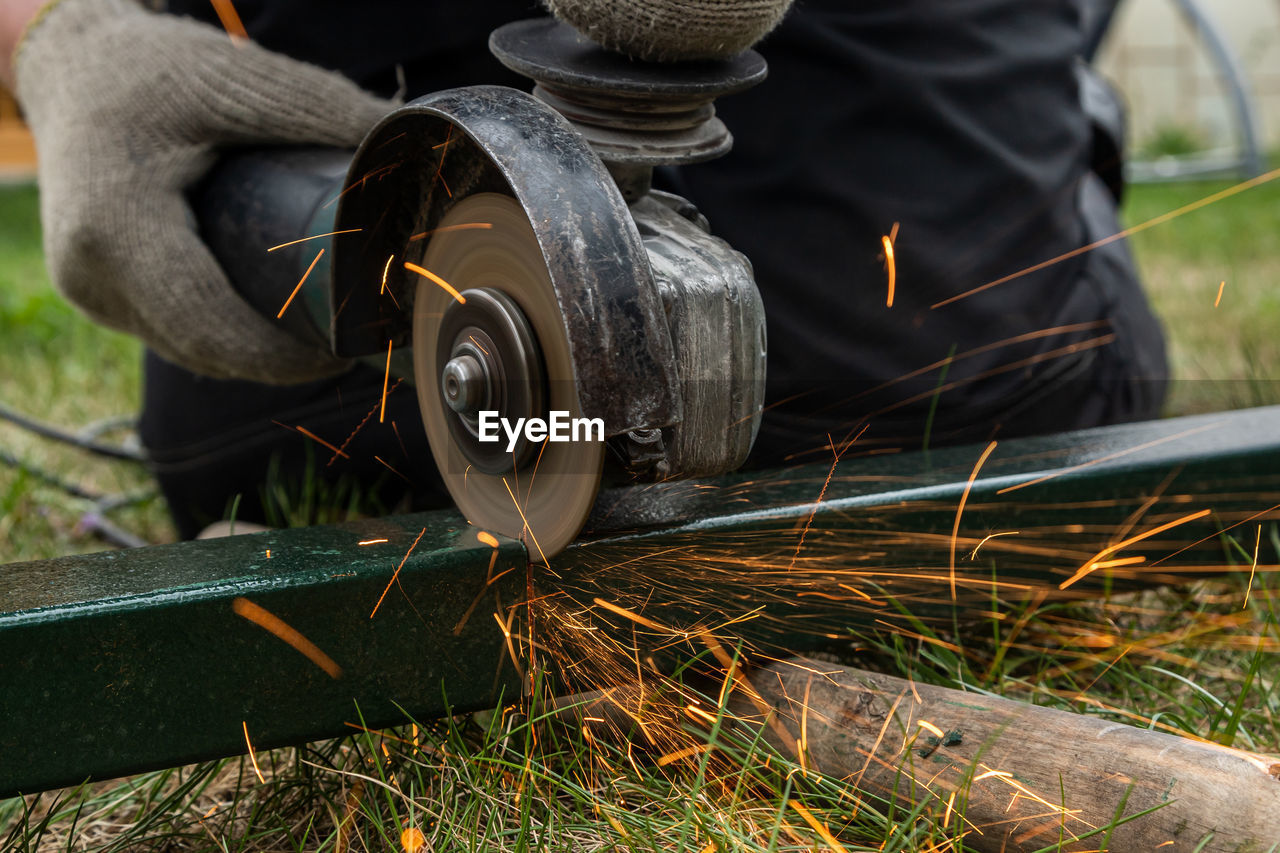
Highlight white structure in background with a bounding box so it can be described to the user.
[1097,0,1280,154]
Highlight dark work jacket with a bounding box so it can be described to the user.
[166,0,1166,462]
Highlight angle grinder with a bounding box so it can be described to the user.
[195,19,768,556]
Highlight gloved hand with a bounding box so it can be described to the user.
[13,0,393,384]
[544,0,795,61]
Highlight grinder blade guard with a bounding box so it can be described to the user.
[331,20,768,555]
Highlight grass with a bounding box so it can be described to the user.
[2,170,1280,851]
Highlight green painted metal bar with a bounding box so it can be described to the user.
[5,406,1280,798]
[1,516,528,799]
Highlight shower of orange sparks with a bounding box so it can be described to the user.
[370,527,427,618]
[277,248,324,319]
[1215,280,1226,308]
[380,339,393,423]
[232,597,343,678]
[950,440,998,600]
[209,0,248,40]
[933,165,1280,309]
[404,262,465,303]
[1059,508,1212,589]
[242,720,265,782]
[882,222,898,308]
[267,229,362,253]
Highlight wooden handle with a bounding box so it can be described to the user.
[739,658,1280,852]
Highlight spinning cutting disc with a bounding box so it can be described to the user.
[413,193,604,558]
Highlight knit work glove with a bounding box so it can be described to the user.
[14,0,393,384]
[544,0,795,61]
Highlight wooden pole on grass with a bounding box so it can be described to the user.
[738,658,1280,852]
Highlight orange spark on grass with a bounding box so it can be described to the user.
[232,597,343,678]
[380,339,393,423]
[789,801,849,853]
[370,527,427,618]
[951,441,998,599]
[933,165,1280,309]
[1245,524,1262,609]
[277,248,324,319]
[242,720,265,783]
[1059,508,1212,589]
[1215,280,1226,308]
[267,229,361,253]
[404,262,465,303]
[209,0,248,40]
[400,826,426,853]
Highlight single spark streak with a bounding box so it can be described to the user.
[789,802,848,853]
[967,530,1018,560]
[882,230,897,308]
[293,425,349,459]
[408,222,494,241]
[266,228,362,253]
[492,611,523,680]
[1245,524,1261,609]
[379,254,394,295]
[791,431,861,570]
[370,527,427,618]
[242,721,266,783]
[477,530,500,548]
[933,164,1280,309]
[359,538,388,546]
[592,596,677,634]
[373,455,411,483]
[277,249,324,319]
[1215,280,1226,308]
[918,720,945,739]
[951,441,998,600]
[379,339,393,423]
[209,0,248,40]
[996,420,1222,495]
[1060,508,1212,589]
[656,743,712,766]
[232,597,343,678]
[943,791,957,827]
[800,677,813,774]
[404,262,465,304]
[1088,555,1147,570]
[502,477,549,566]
